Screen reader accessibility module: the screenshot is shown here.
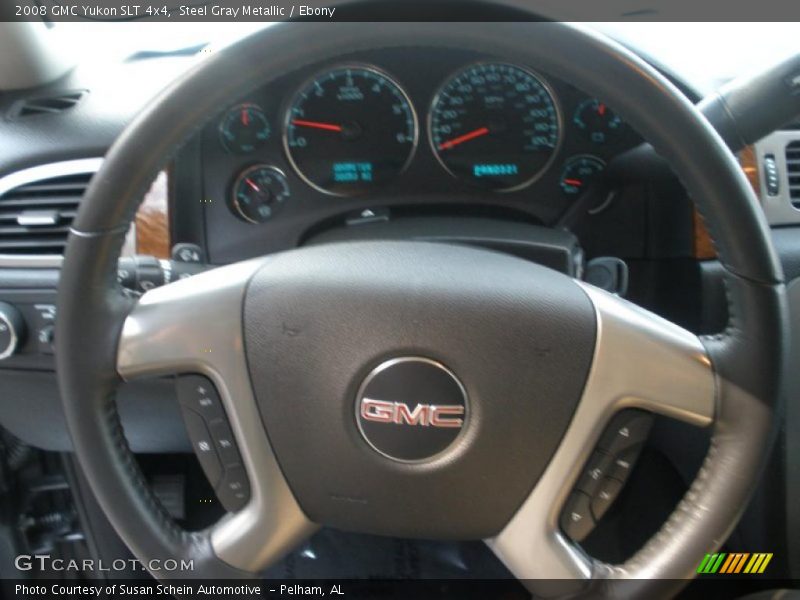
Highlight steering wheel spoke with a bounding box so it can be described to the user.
[488,282,716,593]
[117,259,264,379]
[117,259,317,572]
[576,282,716,427]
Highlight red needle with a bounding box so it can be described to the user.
[597,103,607,116]
[438,126,490,151]
[564,178,583,186]
[292,119,343,132]
[245,178,260,192]
[241,108,250,126]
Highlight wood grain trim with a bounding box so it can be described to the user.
[135,170,170,258]
[692,209,716,260]
[739,144,760,194]
[692,145,760,260]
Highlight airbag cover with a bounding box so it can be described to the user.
[243,241,596,538]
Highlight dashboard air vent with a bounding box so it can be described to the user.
[787,141,800,207]
[0,172,92,254]
[10,90,87,118]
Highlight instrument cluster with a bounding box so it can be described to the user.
[198,47,642,262]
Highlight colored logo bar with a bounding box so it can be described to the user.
[697,553,773,574]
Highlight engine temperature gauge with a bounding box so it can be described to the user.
[560,155,605,196]
[231,165,290,224]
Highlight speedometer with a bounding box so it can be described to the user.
[284,65,418,196]
[429,63,561,191]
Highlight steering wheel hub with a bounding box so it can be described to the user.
[242,241,596,539]
[355,356,468,462]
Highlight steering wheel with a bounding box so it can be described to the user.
[56,21,787,599]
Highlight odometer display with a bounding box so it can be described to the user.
[429,63,561,191]
[284,65,418,196]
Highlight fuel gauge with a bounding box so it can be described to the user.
[573,99,622,145]
[560,155,605,196]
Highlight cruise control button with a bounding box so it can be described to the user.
[598,410,653,455]
[176,375,224,421]
[560,492,595,542]
[181,408,222,488]
[216,464,250,512]
[209,419,241,467]
[591,477,624,521]
[609,445,643,482]
[575,451,613,496]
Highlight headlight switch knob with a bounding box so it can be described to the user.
[0,301,25,360]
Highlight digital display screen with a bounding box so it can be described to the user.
[333,162,374,183]
[472,163,519,178]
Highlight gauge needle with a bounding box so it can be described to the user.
[291,119,343,132]
[241,108,250,126]
[245,178,261,192]
[438,126,490,151]
[564,179,583,186]
[597,103,607,116]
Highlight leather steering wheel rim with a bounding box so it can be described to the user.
[56,20,787,598]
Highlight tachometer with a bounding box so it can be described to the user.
[284,65,418,196]
[429,63,561,191]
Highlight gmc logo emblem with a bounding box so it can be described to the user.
[360,398,465,428]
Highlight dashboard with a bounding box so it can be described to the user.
[0,24,798,582]
[0,37,758,437]
[197,47,643,263]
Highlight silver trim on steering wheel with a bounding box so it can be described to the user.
[116,259,317,572]
[487,281,716,590]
